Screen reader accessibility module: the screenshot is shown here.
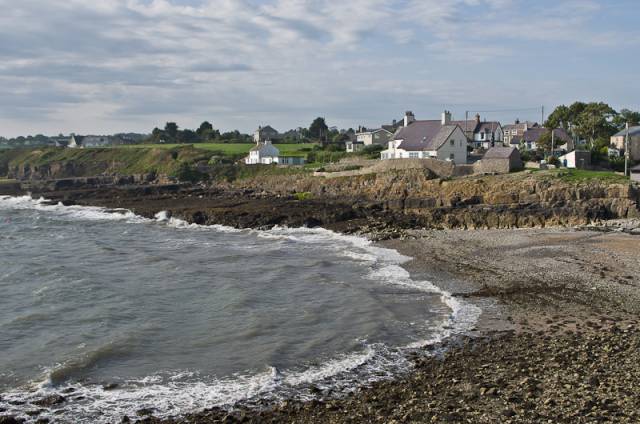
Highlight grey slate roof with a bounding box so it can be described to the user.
[395,121,458,151]
[613,126,640,137]
[515,128,572,144]
[483,146,517,159]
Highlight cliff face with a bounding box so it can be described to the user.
[224,170,640,229]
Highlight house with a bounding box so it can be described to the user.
[245,140,280,165]
[474,146,523,174]
[449,113,503,149]
[380,112,468,163]
[253,125,281,143]
[631,164,640,183]
[347,128,393,152]
[503,120,539,145]
[611,126,640,161]
[511,128,572,151]
[67,134,126,148]
[558,150,591,169]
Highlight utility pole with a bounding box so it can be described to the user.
[551,128,555,158]
[541,106,545,125]
[625,122,630,177]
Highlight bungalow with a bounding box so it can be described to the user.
[347,128,393,152]
[611,126,640,161]
[253,125,281,143]
[380,112,468,163]
[245,140,280,165]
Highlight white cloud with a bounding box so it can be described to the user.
[0,0,636,137]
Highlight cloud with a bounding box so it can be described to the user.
[0,0,636,137]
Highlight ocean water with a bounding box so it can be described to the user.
[0,195,480,423]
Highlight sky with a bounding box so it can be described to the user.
[1,0,639,137]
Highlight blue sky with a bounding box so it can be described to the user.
[0,0,638,137]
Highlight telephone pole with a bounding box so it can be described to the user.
[625,122,630,177]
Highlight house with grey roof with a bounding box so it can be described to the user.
[611,126,640,161]
[253,125,282,143]
[347,128,393,152]
[245,140,280,165]
[449,113,503,149]
[380,112,468,164]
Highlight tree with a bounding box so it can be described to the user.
[197,121,213,138]
[613,109,640,129]
[545,102,617,147]
[164,122,179,140]
[178,129,199,144]
[309,117,328,141]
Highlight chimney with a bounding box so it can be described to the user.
[475,113,481,124]
[441,110,452,125]
[515,118,520,124]
[404,111,415,127]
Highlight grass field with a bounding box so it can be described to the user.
[544,169,630,183]
[119,143,317,157]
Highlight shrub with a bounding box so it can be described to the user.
[294,192,313,201]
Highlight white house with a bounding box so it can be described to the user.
[245,140,280,165]
[380,112,468,163]
[558,150,591,169]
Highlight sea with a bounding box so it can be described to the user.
[0,195,480,423]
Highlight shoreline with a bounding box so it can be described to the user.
[2,190,640,423]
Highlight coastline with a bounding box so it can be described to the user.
[2,190,640,423]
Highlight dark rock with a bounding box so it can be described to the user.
[32,395,65,407]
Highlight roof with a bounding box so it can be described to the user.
[450,120,501,134]
[249,141,280,156]
[516,128,572,143]
[357,128,392,135]
[613,126,640,137]
[483,146,518,159]
[394,120,458,151]
[257,125,279,134]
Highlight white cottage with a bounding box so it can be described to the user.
[380,112,468,164]
[245,140,280,165]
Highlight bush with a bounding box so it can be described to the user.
[547,156,560,166]
[294,192,313,201]
[174,162,208,183]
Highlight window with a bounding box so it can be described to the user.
[450,139,455,146]
[449,153,455,160]
[481,133,485,140]
[409,152,420,158]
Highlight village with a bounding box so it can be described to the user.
[246,108,640,182]
[2,102,640,183]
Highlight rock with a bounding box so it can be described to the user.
[136,408,155,417]
[32,395,65,407]
[0,417,25,424]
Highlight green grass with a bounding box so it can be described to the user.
[545,169,629,183]
[118,143,317,157]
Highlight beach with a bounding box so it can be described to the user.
[148,228,640,424]
[1,185,640,423]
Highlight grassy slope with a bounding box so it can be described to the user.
[121,143,317,157]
